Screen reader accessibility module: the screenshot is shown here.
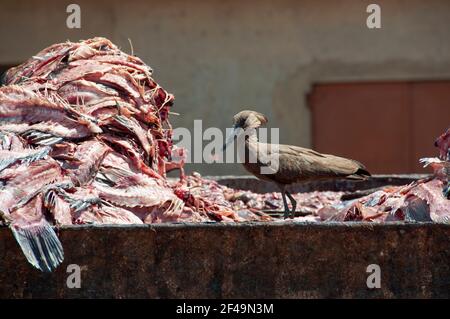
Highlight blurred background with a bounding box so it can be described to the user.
[0,0,449,176]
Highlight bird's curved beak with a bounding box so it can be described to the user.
[222,125,239,152]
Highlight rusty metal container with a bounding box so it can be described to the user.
[0,175,449,298]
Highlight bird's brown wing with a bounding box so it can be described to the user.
[273,145,370,184]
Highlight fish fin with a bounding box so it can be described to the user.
[69,197,101,213]
[22,131,63,146]
[0,158,15,171]
[96,166,134,185]
[0,147,50,172]
[162,198,184,216]
[23,146,51,163]
[10,221,64,272]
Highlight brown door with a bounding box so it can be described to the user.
[309,81,450,174]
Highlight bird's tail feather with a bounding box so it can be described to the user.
[346,168,371,180]
[10,221,64,272]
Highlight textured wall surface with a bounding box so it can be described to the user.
[0,223,449,298]
[1,0,450,175]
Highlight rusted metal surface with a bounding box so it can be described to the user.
[0,222,449,299]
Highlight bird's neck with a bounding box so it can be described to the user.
[240,129,259,163]
[244,128,259,145]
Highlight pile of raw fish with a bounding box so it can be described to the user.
[0,37,263,272]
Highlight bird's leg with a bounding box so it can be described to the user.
[285,191,297,219]
[280,189,290,219]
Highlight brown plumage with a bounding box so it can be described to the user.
[223,110,371,218]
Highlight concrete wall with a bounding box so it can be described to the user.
[1,0,450,175]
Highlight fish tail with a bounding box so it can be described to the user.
[10,221,64,272]
[22,131,63,146]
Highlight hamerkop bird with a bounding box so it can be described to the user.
[222,110,371,218]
